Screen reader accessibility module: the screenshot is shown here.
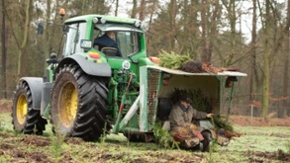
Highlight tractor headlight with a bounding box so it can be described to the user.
[134,21,141,28]
[93,17,99,24]
[100,18,106,24]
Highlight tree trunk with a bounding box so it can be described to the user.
[18,0,33,77]
[139,0,146,21]
[45,0,52,59]
[249,0,257,103]
[115,0,119,16]
[225,0,236,66]
[98,0,106,14]
[207,0,219,63]
[200,0,219,63]
[1,0,7,98]
[169,0,177,51]
[189,0,199,58]
[201,0,208,62]
[282,0,290,117]
[262,0,270,118]
[146,0,158,48]
[131,0,137,18]
[82,0,86,15]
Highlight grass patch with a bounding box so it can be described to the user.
[286,140,290,153]
[0,111,13,133]
[1,110,290,162]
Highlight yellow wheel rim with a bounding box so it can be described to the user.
[16,94,27,125]
[59,82,78,128]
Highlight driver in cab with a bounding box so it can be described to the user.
[94,31,122,57]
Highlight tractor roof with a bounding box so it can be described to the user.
[65,14,140,25]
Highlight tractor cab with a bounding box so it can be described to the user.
[92,20,144,58]
[60,15,146,58]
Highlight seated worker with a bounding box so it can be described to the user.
[94,31,122,57]
[168,94,214,147]
[169,94,214,130]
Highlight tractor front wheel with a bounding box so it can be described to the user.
[50,64,110,141]
[12,81,47,135]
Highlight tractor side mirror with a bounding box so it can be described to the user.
[225,76,238,88]
[37,22,44,35]
[46,53,60,64]
[80,39,92,52]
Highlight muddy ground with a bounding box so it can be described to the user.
[1,99,290,162]
[1,133,290,163]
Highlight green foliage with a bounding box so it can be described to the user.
[0,121,4,132]
[100,122,108,146]
[210,139,219,152]
[286,140,290,154]
[205,139,219,163]
[158,50,191,69]
[153,123,179,149]
[50,126,65,162]
[212,115,234,131]
[171,88,212,113]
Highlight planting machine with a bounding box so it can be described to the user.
[11,12,246,152]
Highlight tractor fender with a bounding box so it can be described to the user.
[19,77,43,110]
[55,54,112,77]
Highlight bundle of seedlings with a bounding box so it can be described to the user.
[158,50,191,69]
[171,88,212,113]
[153,123,180,149]
[212,115,233,131]
[212,115,243,138]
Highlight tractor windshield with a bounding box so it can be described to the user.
[93,25,141,58]
[117,31,140,57]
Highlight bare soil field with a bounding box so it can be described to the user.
[1,99,290,162]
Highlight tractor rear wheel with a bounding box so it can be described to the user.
[50,64,110,141]
[12,81,47,135]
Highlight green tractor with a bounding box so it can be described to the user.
[11,13,246,151]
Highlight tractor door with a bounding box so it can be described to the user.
[62,22,87,58]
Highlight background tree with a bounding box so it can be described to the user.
[282,0,290,118]
[1,0,7,98]
[131,0,137,18]
[200,0,219,63]
[6,0,34,77]
[249,0,258,103]
[1,0,290,118]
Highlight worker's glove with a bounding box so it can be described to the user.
[206,113,214,118]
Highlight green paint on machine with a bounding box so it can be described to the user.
[11,13,247,148]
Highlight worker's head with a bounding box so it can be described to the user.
[106,31,115,40]
[179,94,192,108]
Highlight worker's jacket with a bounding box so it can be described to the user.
[168,102,207,131]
